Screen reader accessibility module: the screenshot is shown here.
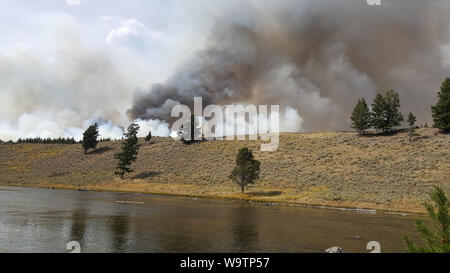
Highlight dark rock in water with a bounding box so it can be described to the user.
[77,188,87,191]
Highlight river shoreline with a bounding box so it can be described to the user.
[0,182,425,215]
[1,129,447,215]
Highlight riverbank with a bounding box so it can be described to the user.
[0,182,420,214]
[0,128,448,213]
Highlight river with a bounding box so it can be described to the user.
[0,186,423,253]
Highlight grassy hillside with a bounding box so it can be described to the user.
[0,128,448,213]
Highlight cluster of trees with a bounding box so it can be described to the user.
[0,136,112,145]
[351,78,450,136]
[0,117,182,180]
[0,137,112,145]
[81,122,147,179]
[431,78,450,133]
[80,119,260,191]
[15,137,79,144]
[351,90,405,136]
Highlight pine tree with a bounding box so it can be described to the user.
[404,186,450,253]
[431,78,450,133]
[229,148,261,193]
[371,90,404,133]
[114,123,141,179]
[145,130,152,142]
[407,112,416,142]
[351,98,371,136]
[371,94,387,132]
[82,123,99,154]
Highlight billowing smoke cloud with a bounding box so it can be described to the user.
[0,110,171,141]
[128,0,450,131]
[0,19,170,141]
[193,106,303,139]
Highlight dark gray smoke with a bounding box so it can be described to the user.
[128,0,450,131]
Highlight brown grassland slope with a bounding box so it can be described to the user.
[0,128,448,213]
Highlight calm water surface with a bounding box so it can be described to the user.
[0,186,422,253]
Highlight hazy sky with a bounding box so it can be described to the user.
[0,0,208,139]
[0,0,206,84]
[1,0,449,140]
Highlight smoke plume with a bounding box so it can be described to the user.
[2,0,450,141]
[0,18,170,141]
[128,0,450,131]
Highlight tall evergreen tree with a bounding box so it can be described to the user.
[351,98,371,136]
[431,78,450,133]
[114,123,140,179]
[82,123,99,154]
[145,130,152,142]
[404,186,450,253]
[229,148,261,193]
[371,93,386,131]
[371,90,404,133]
[407,112,416,142]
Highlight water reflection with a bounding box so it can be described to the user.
[69,210,87,244]
[108,214,130,252]
[231,205,258,252]
[0,186,423,253]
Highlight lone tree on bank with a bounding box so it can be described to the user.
[229,148,261,194]
[404,186,449,253]
[351,98,371,136]
[371,90,404,133]
[82,123,99,154]
[431,78,450,133]
[114,123,141,179]
[407,112,416,142]
[145,130,152,142]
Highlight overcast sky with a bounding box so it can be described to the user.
[0,0,213,139]
[0,0,209,84]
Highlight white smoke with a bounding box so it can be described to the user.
[66,0,81,6]
[134,118,171,138]
[188,106,303,139]
[0,110,171,141]
[129,0,450,131]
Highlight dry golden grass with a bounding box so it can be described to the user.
[0,128,448,213]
